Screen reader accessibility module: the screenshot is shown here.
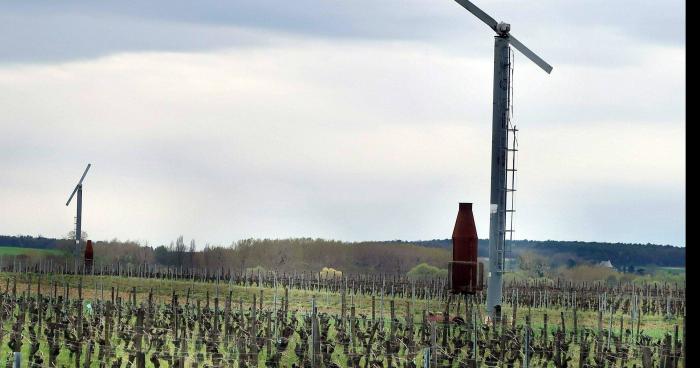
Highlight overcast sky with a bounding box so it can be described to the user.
[0,0,685,247]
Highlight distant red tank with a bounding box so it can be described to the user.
[84,239,94,273]
[448,203,484,294]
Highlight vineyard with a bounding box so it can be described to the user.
[0,262,685,367]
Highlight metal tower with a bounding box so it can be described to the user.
[451,0,553,319]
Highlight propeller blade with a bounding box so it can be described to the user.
[77,163,91,186]
[452,0,498,33]
[508,35,553,74]
[66,163,91,206]
[66,185,79,206]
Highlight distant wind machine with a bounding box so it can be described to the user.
[66,163,91,256]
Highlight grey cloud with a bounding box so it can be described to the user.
[0,4,685,247]
[0,13,274,64]
[0,0,684,65]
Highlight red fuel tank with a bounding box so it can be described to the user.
[448,203,483,294]
[452,203,478,262]
[84,239,94,272]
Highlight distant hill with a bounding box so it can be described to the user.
[386,238,685,268]
[0,235,684,269]
[0,235,72,250]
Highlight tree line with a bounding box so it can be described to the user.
[0,235,684,276]
[407,238,685,268]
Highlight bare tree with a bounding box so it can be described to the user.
[175,235,186,267]
[189,239,196,268]
[64,230,89,258]
[65,230,89,240]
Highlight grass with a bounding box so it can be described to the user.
[0,246,65,257]
[659,267,685,275]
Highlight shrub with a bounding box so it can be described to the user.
[407,263,448,279]
[517,251,549,277]
[320,267,342,279]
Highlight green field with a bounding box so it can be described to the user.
[659,267,685,275]
[0,246,65,257]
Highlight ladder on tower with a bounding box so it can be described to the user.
[74,215,81,257]
[499,48,518,274]
[504,125,518,272]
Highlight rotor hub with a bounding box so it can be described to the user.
[496,22,511,35]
